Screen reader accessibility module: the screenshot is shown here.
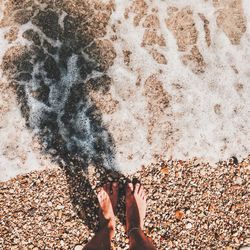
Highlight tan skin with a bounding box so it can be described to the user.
[84,182,156,250]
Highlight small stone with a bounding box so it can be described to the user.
[58,210,62,219]
[108,176,113,181]
[161,167,169,175]
[10,246,19,250]
[175,210,185,220]
[9,189,15,193]
[234,177,243,185]
[56,205,64,210]
[245,238,250,244]
[47,201,52,207]
[186,223,192,229]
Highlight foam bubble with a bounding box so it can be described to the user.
[0,0,250,180]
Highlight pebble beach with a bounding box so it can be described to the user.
[0,0,250,249]
[1,157,250,249]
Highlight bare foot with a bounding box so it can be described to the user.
[126,183,147,233]
[97,182,118,239]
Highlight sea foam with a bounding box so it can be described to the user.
[0,0,250,180]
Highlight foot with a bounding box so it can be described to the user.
[125,183,147,233]
[97,182,118,239]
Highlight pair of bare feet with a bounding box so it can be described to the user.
[97,182,147,239]
[84,182,155,250]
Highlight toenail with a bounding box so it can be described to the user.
[127,183,134,192]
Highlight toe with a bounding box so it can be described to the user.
[111,182,118,211]
[99,187,104,194]
[139,185,145,196]
[103,183,108,192]
[112,182,118,194]
[103,190,107,198]
[97,192,101,201]
[140,189,145,197]
[126,182,133,196]
[98,189,104,201]
[134,183,140,194]
[106,182,111,194]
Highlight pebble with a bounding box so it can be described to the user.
[234,177,243,185]
[74,245,83,250]
[56,205,65,210]
[47,201,52,207]
[108,176,113,181]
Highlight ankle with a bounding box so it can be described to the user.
[128,227,141,237]
[107,220,115,231]
[127,221,142,232]
[104,219,115,238]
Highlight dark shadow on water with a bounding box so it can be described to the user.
[0,1,128,233]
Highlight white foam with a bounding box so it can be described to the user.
[0,1,250,180]
[0,88,55,181]
[105,0,250,170]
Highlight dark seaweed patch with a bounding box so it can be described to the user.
[2,7,116,171]
[22,29,41,46]
[44,55,61,80]
[32,10,61,40]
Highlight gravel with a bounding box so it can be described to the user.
[1,157,249,249]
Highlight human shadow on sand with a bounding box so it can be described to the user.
[1,1,129,233]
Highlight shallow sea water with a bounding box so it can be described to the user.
[0,0,250,180]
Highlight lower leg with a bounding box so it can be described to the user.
[126,183,156,250]
[129,229,156,250]
[84,183,118,250]
[83,226,112,250]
